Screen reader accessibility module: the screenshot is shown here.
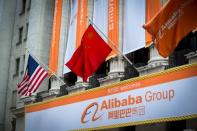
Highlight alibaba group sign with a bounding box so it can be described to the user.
[81,102,103,123]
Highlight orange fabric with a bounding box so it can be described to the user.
[144,0,197,57]
[66,25,112,82]
[145,0,161,46]
[108,0,119,58]
[26,64,197,113]
[76,0,88,48]
[49,0,63,73]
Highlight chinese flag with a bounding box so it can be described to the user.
[66,24,112,82]
[143,0,197,57]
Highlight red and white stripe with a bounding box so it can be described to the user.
[17,65,48,96]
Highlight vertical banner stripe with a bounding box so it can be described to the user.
[145,0,161,46]
[93,0,108,41]
[63,0,78,74]
[76,0,88,48]
[49,0,63,73]
[108,0,119,58]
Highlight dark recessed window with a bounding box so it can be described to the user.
[123,48,149,80]
[19,0,26,15]
[16,27,23,45]
[11,118,16,131]
[168,31,197,69]
[27,0,31,11]
[64,72,77,87]
[13,58,20,77]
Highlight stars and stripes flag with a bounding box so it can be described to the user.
[17,55,48,96]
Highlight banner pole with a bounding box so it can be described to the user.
[87,16,138,72]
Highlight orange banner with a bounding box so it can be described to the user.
[49,0,63,73]
[108,0,119,58]
[145,0,161,46]
[144,0,197,57]
[76,0,88,48]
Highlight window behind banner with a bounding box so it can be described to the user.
[168,31,197,69]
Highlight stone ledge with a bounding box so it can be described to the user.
[67,82,89,94]
[10,107,24,117]
[185,51,197,64]
[137,61,168,76]
[98,72,125,86]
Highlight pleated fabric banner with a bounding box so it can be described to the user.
[93,0,108,41]
[63,0,87,74]
[123,0,145,54]
[49,0,63,73]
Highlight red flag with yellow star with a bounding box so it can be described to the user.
[66,24,112,82]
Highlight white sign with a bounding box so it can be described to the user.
[25,65,197,131]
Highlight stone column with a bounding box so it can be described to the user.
[137,44,168,76]
[148,44,168,71]
[49,76,61,96]
[99,56,125,86]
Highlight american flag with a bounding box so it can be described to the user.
[17,55,48,96]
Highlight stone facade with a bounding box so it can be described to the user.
[0,0,54,130]
[0,0,17,130]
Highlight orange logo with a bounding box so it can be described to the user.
[81,102,103,124]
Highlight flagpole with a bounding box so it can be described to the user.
[25,48,66,86]
[86,17,138,72]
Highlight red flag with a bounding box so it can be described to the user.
[66,24,112,82]
[143,0,197,57]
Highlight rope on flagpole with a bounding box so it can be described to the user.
[25,48,66,86]
[86,16,138,72]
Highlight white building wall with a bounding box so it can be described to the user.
[2,0,54,131]
[0,0,16,130]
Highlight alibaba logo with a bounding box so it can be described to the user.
[81,102,103,124]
